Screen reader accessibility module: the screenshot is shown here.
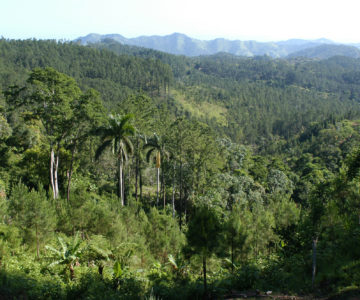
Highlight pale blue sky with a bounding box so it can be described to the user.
[2,0,360,43]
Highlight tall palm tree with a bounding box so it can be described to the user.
[95,114,135,206]
[144,133,169,208]
[134,131,147,204]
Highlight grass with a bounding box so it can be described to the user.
[171,89,228,126]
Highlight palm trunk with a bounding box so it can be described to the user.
[119,156,124,206]
[140,161,143,201]
[156,167,160,207]
[162,167,166,209]
[135,149,139,203]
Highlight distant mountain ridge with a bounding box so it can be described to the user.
[75,33,360,58]
[288,44,360,59]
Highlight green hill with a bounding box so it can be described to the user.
[1,38,360,145]
[2,38,360,300]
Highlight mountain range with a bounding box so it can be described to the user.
[76,32,360,59]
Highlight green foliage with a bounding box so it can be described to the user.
[95,113,135,204]
[144,208,185,263]
[223,204,248,268]
[186,193,223,257]
[2,38,360,298]
[8,182,56,256]
[0,113,11,140]
[45,232,86,280]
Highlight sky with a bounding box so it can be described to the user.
[2,0,360,43]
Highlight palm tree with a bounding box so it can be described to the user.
[144,133,169,208]
[133,132,148,204]
[95,114,135,206]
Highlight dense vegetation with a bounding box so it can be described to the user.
[0,38,360,299]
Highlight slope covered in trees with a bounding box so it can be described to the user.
[84,39,360,144]
[0,39,360,299]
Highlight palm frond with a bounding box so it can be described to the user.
[119,113,134,127]
[122,122,136,135]
[168,254,178,269]
[49,259,64,268]
[90,245,111,261]
[58,237,67,256]
[45,245,61,257]
[122,136,134,155]
[120,145,128,162]
[146,148,156,163]
[95,139,112,160]
[143,142,159,150]
[92,126,111,137]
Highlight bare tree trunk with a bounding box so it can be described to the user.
[54,146,60,199]
[67,142,76,204]
[50,148,56,199]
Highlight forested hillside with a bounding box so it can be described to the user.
[1,39,360,299]
[86,39,360,144]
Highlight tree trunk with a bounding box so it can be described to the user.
[50,147,56,199]
[312,236,318,288]
[135,148,139,203]
[36,224,40,259]
[69,264,75,281]
[54,147,60,199]
[162,167,166,209]
[98,264,104,277]
[119,156,124,206]
[156,167,160,207]
[67,142,76,204]
[231,236,234,274]
[179,157,183,229]
[172,164,176,218]
[140,162,143,201]
[203,255,208,299]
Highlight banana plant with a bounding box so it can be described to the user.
[45,232,86,280]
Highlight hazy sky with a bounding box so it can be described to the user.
[2,0,360,43]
